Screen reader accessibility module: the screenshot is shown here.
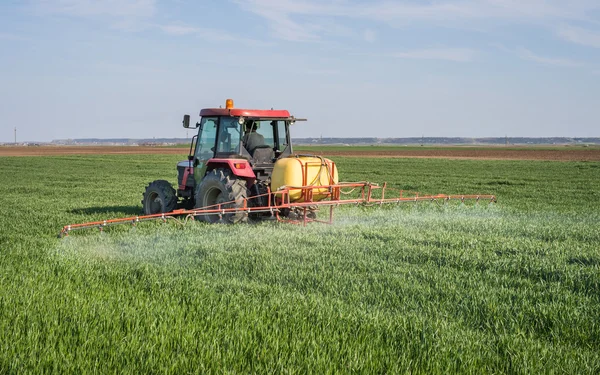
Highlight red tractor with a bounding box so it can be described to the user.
[141,99,304,223]
[59,100,495,237]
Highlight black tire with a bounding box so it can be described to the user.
[179,197,195,210]
[195,169,248,223]
[280,207,317,220]
[142,180,177,215]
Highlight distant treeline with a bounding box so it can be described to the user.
[295,137,600,145]
[50,137,600,146]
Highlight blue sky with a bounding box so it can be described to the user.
[1,0,599,142]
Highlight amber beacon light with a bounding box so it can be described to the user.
[225,98,234,109]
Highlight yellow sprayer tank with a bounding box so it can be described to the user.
[271,156,339,203]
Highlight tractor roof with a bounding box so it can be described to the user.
[199,108,291,118]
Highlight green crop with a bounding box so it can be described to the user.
[295,144,600,152]
[0,154,599,374]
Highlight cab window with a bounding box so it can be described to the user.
[276,121,288,150]
[216,117,242,156]
[195,117,217,160]
[243,120,278,148]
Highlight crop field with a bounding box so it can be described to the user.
[1,151,599,373]
[294,145,600,161]
[2,144,600,161]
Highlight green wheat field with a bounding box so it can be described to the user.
[1,153,599,373]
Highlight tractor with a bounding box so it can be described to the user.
[141,99,309,223]
[59,99,495,237]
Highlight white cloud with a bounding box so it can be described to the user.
[363,29,376,43]
[29,1,268,44]
[30,0,157,31]
[304,68,341,76]
[235,0,600,42]
[33,0,157,18]
[157,24,272,46]
[558,25,600,48]
[93,61,168,74]
[0,32,30,41]
[467,0,594,21]
[394,48,476,62]
[232,3,320,42]
[159,25,200,36]
[516,47,584,67]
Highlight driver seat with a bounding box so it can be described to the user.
[252,146,274,164]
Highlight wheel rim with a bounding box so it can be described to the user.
[204,187,222,206]
[203,187,227,223]
[147,191,162,213]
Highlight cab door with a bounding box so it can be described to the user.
[193,117,218,184]
[274,120,292,157]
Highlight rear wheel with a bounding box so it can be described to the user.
[142,180,177,215]
[195,169,248,223]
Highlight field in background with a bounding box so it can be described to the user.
[1,144,600,161]
[1,153,599,373]
[296,145,600,161]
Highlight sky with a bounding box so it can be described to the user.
[1,0,599,142]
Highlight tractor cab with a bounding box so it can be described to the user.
[189,112,293,185]
[180,98,301,185]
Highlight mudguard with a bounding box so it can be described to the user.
[206,158,256,180]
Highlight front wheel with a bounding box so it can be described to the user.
[142,180,177,215]
[195,169,249,223]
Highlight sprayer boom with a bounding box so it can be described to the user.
[59,182,495,237]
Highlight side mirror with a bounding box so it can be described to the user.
[182,114,190,128]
